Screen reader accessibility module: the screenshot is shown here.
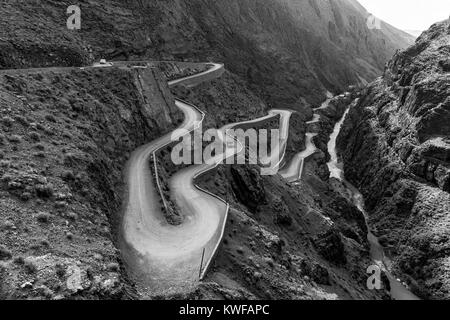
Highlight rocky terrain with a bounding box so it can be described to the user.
[0,66,182,299]
[0,0,421,300]
[0,61,387,300]
[337,20,450,299]
[192,162,384,300]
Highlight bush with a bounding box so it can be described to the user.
[274,213,293,226]
[35,184,54,198]
[36,212,51,223]
[24,259,37,274]
[439,59,450,72]
[40,239,50,247]
[33,152,46,158]
[66,212,77,221]
[61,170,75,181]
[0,160,11,168]
[43,127,54,136]
[14,115,29,127]
[13,256,25,265]
[20,192,32,201]
[107,262,120,272]
[55,263,66,278]
[8,135,22,143]
[29,132,41,142]
[1,221,15,230]
[34,143,45,151]
[1,116,14,127]
[0,245,12,260]
[54,201,67,210]
[45,114,57,123]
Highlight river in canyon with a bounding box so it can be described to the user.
[326,103,420,300]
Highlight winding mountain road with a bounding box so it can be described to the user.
[121,61,292,293]
[280,94,334,183]
[121,59,337,296]
[279,132,318,182]
[2,59,411,300]
[121,63,225,295]
[219,109,293,172]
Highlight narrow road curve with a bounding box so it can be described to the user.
[169,109,293,280]
[219,109,293,172]
[122,61,294,296]
[280,93,334,183]
[121,63,225,296]
[168,63,223,87]
[279,132,318,182]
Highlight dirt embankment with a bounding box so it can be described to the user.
[0,66,181,299]
[337,20,450,299]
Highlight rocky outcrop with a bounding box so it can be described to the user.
[230,166,267,213]
[337,20,450,299]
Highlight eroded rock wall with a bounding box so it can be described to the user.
[337,20,450,299]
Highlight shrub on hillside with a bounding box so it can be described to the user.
[29,132,41,142]
[35,184,54,198]
[14,115,29,127]
[36,212,51,223]
[1,116,14,127]
[8,135,22,143]
[0,245,12,261]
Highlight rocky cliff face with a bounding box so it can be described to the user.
[0,67,180,299]
[338,20,450,299]
[0,0,413,107]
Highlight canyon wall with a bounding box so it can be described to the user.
[338,20,450,299]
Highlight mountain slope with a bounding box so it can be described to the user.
[0,0,414,107]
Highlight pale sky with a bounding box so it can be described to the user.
[357,0,450,31]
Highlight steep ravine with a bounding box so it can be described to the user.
[337,20,450,299]
[327,104,419,300]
